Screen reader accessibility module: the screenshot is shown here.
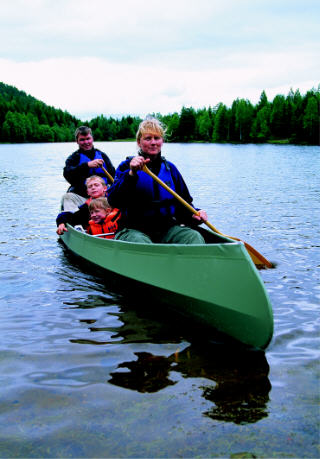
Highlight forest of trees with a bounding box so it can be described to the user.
[0,81,319,145]
[0,82,80,143]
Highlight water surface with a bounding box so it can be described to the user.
[0,142,319,458]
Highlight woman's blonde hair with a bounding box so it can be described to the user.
[89,197,111,212]
[136,116,167,142]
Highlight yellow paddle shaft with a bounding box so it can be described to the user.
[102,165,114,183]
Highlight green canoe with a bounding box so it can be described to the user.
[61,225,273,349]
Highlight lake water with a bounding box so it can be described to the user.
[0,141,319,458]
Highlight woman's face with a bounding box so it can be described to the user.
[138,132,163,156]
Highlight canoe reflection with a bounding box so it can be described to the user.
[109,345,271,425]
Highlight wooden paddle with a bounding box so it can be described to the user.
[142,164,273,269]
[102,165,114,184]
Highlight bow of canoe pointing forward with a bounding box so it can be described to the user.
[60,225,273,349]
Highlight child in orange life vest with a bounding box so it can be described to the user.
[87,198,121,239]
[56,175,107,235]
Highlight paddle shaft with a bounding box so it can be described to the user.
[102,165,114,184]
[142,165,273,269]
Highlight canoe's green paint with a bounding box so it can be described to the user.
[61,226,273,349]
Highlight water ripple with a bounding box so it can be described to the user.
[0,142,319,458]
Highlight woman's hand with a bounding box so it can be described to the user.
[192,209,208,222]
[129,156,150,176]
[56,223,68,235]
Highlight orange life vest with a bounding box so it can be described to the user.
[87,209,121,239]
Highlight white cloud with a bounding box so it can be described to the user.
[0,0,225,60]
[0,48,318,120]
[1,0,319,62]
[0,0,319,118]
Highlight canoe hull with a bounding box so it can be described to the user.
[61,226,273,349]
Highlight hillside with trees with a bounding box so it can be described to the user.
[0,82,80,142]
[0,81,319,145]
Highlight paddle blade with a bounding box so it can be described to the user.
[204,221,273,269]
[243,241,273,269]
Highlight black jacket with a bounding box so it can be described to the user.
[63,148,115,197]
[56,202,90,227]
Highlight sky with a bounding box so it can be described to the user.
[0,0,319,120]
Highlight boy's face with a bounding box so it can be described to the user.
[90,207,108,223]
[86,179,107,198]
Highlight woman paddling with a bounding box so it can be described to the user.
[107,117,208,244]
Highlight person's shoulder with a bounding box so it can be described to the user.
[117,157,132,169]
[163,157,179,173]
[95,148,108,156]
[96,149,112,160]
[66,149,80,159]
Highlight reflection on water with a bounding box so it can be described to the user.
[110,352,177,393]
[63,280,272,425]
[109,344,271,425]
[198,351,270,425]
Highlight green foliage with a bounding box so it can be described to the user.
[212,104,229,142]
[0,81,319,145]
[177,107,197,142]
[162,112,180,142]
[270,94,288,139]
[0,82,79,143]
[303,91,319,144]
[234,99,254,142]
[88,114,141,141]
[195,108,213,141]
[250,105,271,142]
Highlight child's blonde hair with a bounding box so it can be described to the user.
[89,197,111,213]
[136,116,167,142]
[85,175,106,187]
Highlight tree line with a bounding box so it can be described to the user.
[0,81,319,145]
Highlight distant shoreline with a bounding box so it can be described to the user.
[0,138,313,146]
